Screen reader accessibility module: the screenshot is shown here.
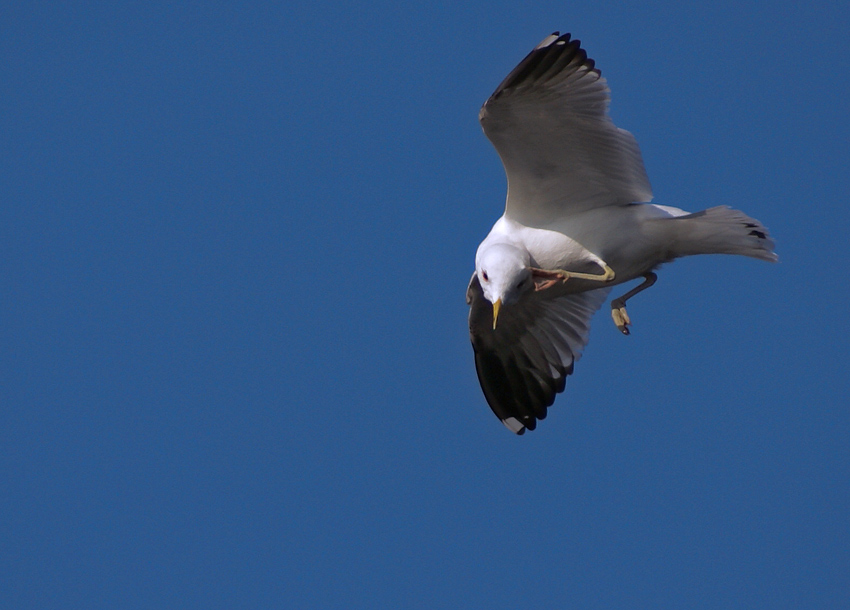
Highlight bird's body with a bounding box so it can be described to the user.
[479,203,679,291]
[468,32,776,434]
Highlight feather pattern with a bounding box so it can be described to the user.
[480,32,653,226]
[467,274,610,433]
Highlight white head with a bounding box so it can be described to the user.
[475,243,533,328]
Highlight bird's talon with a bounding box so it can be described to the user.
[611,304,631,335]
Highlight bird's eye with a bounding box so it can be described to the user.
[481,271,489,282]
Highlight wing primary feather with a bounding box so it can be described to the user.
[490,33,572,99]
[525,40,577,85]
[513,348,554,416]
[534,39,585,85]
[473,350,518,424]
[501,353,538,422]
[534,32,561,49]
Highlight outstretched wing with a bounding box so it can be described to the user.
[467,274,610,434]
[480,32,653,226]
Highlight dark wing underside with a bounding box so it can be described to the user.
[467,274,610,434]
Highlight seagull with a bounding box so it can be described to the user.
[467,32,777,434]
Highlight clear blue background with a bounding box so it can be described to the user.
[2,1,848,608]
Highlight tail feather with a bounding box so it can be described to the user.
[663,206,778,262]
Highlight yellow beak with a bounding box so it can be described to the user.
[492,299,501,330]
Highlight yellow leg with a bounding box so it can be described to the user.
[531,263,616,289]
[610,272,657,335]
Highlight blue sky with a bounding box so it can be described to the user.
[2,1,848,608]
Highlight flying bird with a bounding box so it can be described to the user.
[467,32,776,434]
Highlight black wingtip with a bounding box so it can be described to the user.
[487,31,600,103]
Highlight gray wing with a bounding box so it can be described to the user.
[480,32,653,226]
[467,274,611,434]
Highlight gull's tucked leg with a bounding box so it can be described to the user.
[531,263,615,291]
[610,272,657,335]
